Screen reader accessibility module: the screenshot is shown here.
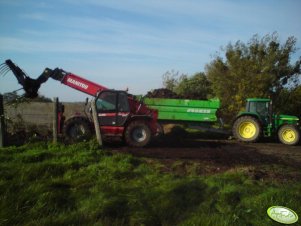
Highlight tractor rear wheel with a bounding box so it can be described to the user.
[233,116,261,142]
[278,125,300,145]
[63,117,92,142]
[124,121,151,147]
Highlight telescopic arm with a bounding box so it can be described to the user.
[1,59,107,97]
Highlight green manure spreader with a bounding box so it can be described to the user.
[144,98,224,136]
[144,98,220,124]
[144,97,300,145]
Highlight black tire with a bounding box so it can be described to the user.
[232,116,261,142]
[124,121,151,147]
[278,124,300,145]
[63,117,92,142]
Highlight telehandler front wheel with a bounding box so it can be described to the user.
[278,125,300,145]
[63,117,93,142]
[233,116,261,142]
[124,121,151,147]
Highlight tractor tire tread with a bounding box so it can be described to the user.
[278,124,300,145]
[232,116,262,143]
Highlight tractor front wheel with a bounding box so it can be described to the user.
[233,116,261,142]
[124,121,151,147]
[278,125,300,145]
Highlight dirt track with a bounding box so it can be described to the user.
[111,137,301,180]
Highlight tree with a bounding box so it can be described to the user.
[175,72,212,100]
[206,33,301,121]
[162,71,212,100]
[162,70,183,91]
[277,85,301,117]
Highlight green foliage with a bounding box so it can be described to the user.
[0,144,300,226]
[175,72,212,99]
[162,70,183,91]
[206,33,301,121]
[3,91,52,106]
[162,71,212,99]
[276,85,301,116]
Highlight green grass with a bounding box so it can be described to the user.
[0,141,300,226]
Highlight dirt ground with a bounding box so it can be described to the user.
[111,131,301,181]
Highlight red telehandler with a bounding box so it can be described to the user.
[0,59,158,147]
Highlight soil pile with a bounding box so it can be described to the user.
[145,88,208,100]
[145,88,181,99]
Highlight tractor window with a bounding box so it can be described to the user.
[96,92,117,112]
[257,102,269,117]
[248,101,269,117]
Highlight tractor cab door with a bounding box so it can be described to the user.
[247,101,270,125]
[96,91,130,127]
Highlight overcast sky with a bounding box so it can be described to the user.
[1,0,301,101]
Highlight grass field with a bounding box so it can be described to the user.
[0,140,300,226]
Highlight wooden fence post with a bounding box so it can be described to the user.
[53,97,58,144]
[0,94,4,147]
[91,99,103,147]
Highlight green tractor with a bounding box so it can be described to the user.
[232,98,300,145]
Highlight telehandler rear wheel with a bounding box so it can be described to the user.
[233,116,261,142]
[124,121,151,147]
[278,125,300,145]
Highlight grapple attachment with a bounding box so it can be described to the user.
[1,59,40,97]
[0,59,61,98]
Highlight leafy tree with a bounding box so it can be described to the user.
[162,71,212,100]
[277,85,301,117]
[162,70,183,91]
[206,33,301,121]
[175,72,212,99]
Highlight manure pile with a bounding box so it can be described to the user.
[145,88,181,98]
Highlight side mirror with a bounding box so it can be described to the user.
[85,97,89,106]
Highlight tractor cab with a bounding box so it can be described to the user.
[245,98,271,126]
